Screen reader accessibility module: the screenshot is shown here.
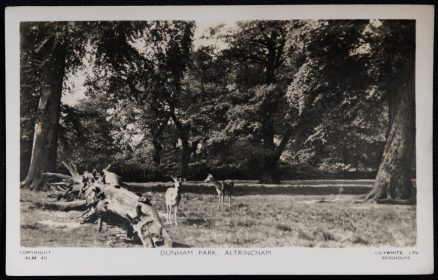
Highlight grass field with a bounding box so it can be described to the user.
[21,180,416,248]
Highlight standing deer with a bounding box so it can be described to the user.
[165,176,185,225]
[204,174,234,210]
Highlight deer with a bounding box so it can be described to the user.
[165,176,185,225]
[204,174,234,210]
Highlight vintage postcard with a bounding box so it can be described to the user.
[5,5,434,275]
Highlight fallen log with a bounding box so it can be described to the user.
[34,200,88,211]
[91,185,172,248]
[47,190,66,201]
[48,182,70,191]
[37,163,173,248]
[42,172,74,181]
[41,162,87,199]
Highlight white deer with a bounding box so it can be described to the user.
[204,174,234,210]
[165,176,185,225]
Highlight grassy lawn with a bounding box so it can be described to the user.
[20,181,416,248]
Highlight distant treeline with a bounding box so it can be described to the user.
[52,160,385,182]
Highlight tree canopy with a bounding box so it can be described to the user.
[20,20,416,201]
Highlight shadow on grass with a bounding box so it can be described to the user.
[185,217,209,226]
[127,184,371,196]
[172,242,192,248]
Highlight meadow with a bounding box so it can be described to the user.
[21,180,416,248]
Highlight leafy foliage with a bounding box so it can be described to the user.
[20,20,415,182]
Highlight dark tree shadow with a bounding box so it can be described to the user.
[184,217,209,226]
[172,242,192,248]
[127,184,372,196]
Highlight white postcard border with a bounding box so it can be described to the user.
[5,5,434,275]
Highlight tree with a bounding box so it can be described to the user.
[218,21,300,183]
[21,22,73,189]
[287,20,416,201]
[301,104,388,174]
[20,21,145,189]
[88,21,196,177]
[20,30,41,179]
[365,20,416,201]
[58,97,120,170]
[285,20,378,180]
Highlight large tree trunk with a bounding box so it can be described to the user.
[259,64,281,183]
[180,137,190,178]
[169,110,191,178]
[21,41,67,190]
[259,124,295,184]
[366,61,416,201]
[259,45,285,183]
[47,131,60,171]
[20,89,39,180]
[260,116,280,184]
[151,115,170,167]
[152,137,163,166]
[260,157,280,184]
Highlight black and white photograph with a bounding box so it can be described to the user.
[5,5,434,275]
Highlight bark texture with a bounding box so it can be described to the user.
[260,106,280,184]
[170,109,191,178]
[180,136,190,178]
[367,61,416,202]
[258,33,287,183]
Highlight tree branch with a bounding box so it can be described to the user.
[190,139,200,155]
[62,161,80,177]
[274,127,293,161]
[274,39,286,69]
[274,123,304,161]
[169,107,184,132]
[42,172,72,180]
[247,54,269,66]
[154,114,170,138]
